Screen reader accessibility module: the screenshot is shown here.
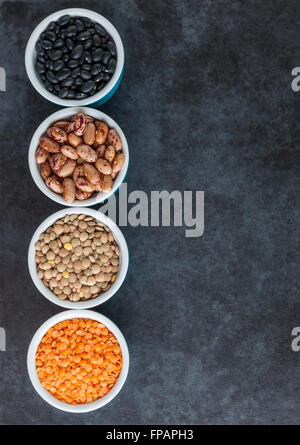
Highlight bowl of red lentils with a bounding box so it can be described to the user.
[27,310,129,412]
[28,207,129,309]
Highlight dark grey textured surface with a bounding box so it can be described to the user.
[0,0,299,425]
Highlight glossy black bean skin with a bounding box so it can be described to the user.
[92,48,103,62]
[46,31,56,42]
[61,77,74,88]
[59,87,69,98]
[58,15,70,26]
[48,49,63,61]
[68,59,79,69]
[80,70,92,80]
[91,63,102,76]
[56,68,71,82]
[53,60,64,72]
[81,80,95,93]
[53,39,64,49]
[35,15,118,99]
[41,39,52,50]
[71,44,84,60]
[46,71,58,84]
[77,31,91,41]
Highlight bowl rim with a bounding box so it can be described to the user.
[27,309,129,412]
[28,106,129,207]
[28,207,129,309]
[25,8,124,106]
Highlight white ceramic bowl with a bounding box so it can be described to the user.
[28,208,129,309]
[27,310,129,412]
[25,8,124,106]
[28,107,129,206]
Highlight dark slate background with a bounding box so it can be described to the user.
[0,0,299,425]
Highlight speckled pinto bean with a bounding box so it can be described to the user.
[62,178,76,203]
[83,163,100,184]
[57,159,77,178]
[47,126,67,143]
[36,112,125,203]
[77,144,97,163]
[61,145,79,160]
[40,137,61,153]
[45,176,63,194]
[36,147,49,164]
[41,160,51,180]
[95,121,109,145]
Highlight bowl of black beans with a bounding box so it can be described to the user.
[25,8,124,106]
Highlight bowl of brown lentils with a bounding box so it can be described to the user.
[28,107,129,206]
[28,208,129,309]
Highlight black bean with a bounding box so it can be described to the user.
[97,81,105,91]
[53,60,64,72]
[45,80,54,92]
[54,84,61,92]
[60,30,67,40]
[76,30,91,41]
[107,57,116,73]
[66,38,74,51]
[102,51,111,65]
[66,25,78,37]
[103,73,111,82]
[80,70,92,80]
[61,77,73,87]
[75,78,83,86]
[91,63,102,76]
[93,72,104,83]
[68,59,79,69]
[92,48,103,62]
[71,44,84,60]
[82,63,91,71]
[46,71,58,84]
[59,87,69,98]
[47,21,56,31]
[67,90,75,99]
[36,62,45,74]
[83,51,92,64]
[41,32,47,39]
[41,39,53,50]
[45,60,54,70]
[53,39,64,49]
[84,39,93,50]
[55,25,60,35]
[75,92,87,99]
[48,49,63,61]
[81,79,95,93]
[74,19,85,32]
[37,55,46,64]
[71,67,81,78]
[56,68,71,82]
[62,54,69,63]
[82,17,91,27]
[106,40,117,57]
[95,23,106,36]
[41,74,46,82]
[58,15,70,26]
[46,31,56,42]
[93,34,102,47]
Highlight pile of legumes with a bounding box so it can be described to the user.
[35,111,125,203]
[35,15,117,99]
[36,318,122,404]
[35,214,119,302]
